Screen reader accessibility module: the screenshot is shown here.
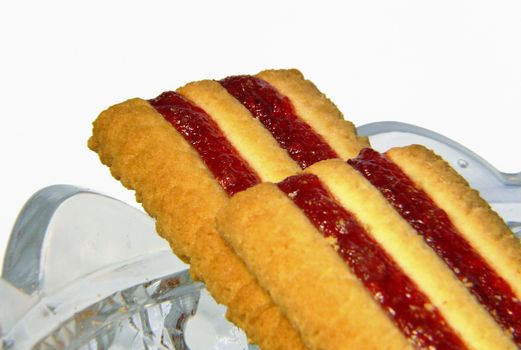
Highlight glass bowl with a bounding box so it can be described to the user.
[1,122,520,349]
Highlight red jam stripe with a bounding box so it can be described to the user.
[149,91,260,196]
[349,148,521,346]
[278,173,466,350]
[219,75,338,169]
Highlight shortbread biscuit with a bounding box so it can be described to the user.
[257,69,364,159]
[386,145,521,298]
[89,69,369,349]
[217,146,520,350]
[217,182,414,350]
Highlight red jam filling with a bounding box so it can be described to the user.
[349,148,521,346]
[219,75,338,169]
[278,173,466,349]
[149,91,260,196]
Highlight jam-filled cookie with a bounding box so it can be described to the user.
[89,69,369,350]
[218,145,521,350]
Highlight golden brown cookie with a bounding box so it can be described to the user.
[217,146,520,350]
[89,69,369,349]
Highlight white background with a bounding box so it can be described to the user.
[1,0,520,259]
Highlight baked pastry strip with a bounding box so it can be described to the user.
[89,98,305,350]
[176,79,308,346]
[177,79,301,182]
[219,74,337,168]
[218,160,518,349]
[308,159,516,350]
[387,145,521,298]
[256,69,368,160]
[90,70,369,349]
[383,145,521,345]
[217,182,415,350]
[345,146,521,344]
[219,69,370,168]
[176,73,368,346]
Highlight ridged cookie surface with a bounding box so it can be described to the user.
[89,69,369,349]
[387,145,521,298]
[217,182,414,350]
[217,146,520,350]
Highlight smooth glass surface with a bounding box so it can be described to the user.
[0,187,253,350]
[1,122,519,349]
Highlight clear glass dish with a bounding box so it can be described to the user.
[1,122,520,350]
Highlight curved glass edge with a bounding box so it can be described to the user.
[2,184,184,295]
[2,185,90,294]
[0,185,190,348]
[358,121,521,185]
[0,184,253,350]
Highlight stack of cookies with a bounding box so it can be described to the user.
[89,69,521,350]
